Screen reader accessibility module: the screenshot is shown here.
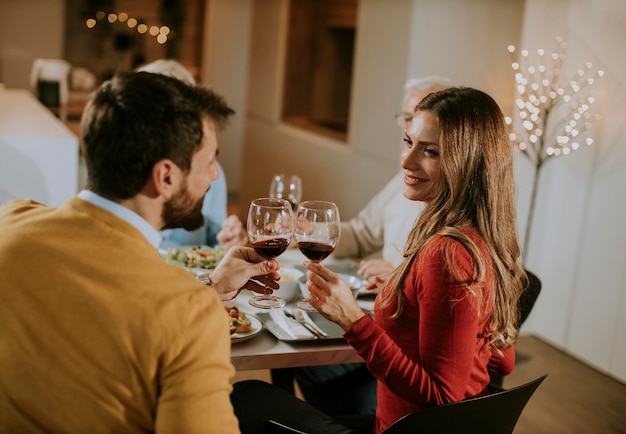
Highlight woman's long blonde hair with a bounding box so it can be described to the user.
[380,87,526,352]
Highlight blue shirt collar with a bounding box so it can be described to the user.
[77,190,162,249]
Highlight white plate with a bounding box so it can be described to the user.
[335,272,377,298]
[337,273,366,291]
[231,313,263,344]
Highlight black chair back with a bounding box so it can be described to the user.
[519,269,542,327]
[489,269,542,388]
[265,420,306,434]
[380,375,547,434]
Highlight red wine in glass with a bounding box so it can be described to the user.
[247,198,293,309]
[297,241,334,262]
[294,200,340,311]
[253,238,290,259]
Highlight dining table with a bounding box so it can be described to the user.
[228,248,375,371]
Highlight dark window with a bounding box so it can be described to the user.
[282,0,358,142]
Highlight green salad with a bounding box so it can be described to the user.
[160,246,226,270]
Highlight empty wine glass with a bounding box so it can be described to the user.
[269,174,302,210]
[247,198,293,309]
[294,200,340,311]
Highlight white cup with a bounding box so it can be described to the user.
[298,275,309,301]
[273,267,304,302]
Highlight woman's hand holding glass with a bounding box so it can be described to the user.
[294,200,340,311]
[303,261,366,331]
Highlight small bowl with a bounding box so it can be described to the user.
[298,275,310,300]
[274,267,304,302]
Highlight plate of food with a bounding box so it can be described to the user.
[225,305,263,343]
[160,245,226,273]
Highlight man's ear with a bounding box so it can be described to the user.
[152,159,180,199]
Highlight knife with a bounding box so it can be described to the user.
[283,310,324,338]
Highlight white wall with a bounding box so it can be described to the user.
[0,0,78,206]
[407,0,524,116]
[2,0,624,383]
[237,0,524,220]
[238,0,416,218]
[515,0,626,383]
[201,0,254,194]
[235,0,626,383]
[0,0,66,89]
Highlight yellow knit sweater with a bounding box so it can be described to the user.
[0,198,240,433]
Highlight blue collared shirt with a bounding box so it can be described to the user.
[77,190,162,249]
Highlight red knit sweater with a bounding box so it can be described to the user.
[344,230,515,433]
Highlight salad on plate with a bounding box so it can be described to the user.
[160,245,226,270]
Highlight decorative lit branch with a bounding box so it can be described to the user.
[504,37,604,259]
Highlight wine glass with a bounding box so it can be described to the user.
[294,200,340,311]
[247,198,293,309]
[269,174,302,210]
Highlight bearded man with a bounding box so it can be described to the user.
[0,71,279,433]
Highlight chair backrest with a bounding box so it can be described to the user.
[381,375,547,434]
[519,269,542,327]
[489,269,542,388]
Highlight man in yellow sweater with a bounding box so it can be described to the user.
[0,72,280,432]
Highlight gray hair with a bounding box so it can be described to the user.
[403,75,455,103]
[136,59,196,86]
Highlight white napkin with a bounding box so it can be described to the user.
[269,309,316,339]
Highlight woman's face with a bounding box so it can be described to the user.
[400,110,442,204]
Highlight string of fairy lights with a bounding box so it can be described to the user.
[505,37,604,169]
[85,11,175,45]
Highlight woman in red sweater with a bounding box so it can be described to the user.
[232,87,525,434]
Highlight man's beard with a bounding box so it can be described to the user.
[161,182,207,231]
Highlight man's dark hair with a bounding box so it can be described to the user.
[81,71,235,200]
